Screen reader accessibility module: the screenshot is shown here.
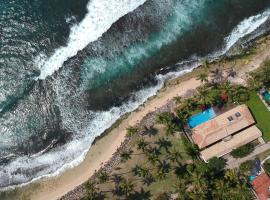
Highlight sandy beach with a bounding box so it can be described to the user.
[32,79,202,200]
[3,35,270,200]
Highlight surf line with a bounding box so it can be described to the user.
[36,0,147,80]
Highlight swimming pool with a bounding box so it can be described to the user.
[188,108,216,128]
[263,91,270,101]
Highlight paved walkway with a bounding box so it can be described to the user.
[226,142,270,169]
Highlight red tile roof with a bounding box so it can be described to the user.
[192,105,255,149]
[253,173,270,200]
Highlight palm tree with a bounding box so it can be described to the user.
[224,169,240,185]
[197,73,209,84]
[212,180,228,200]
[156,112,174,125]
[176,107,191,125]
[173,96,182,104]
[129,188,152,200]
[174,163,187,178]
[231,86,249,103]
[198,88,211,107]
[188,172,209,200]
[167,148,182,163]
[227,68,236,78]
[221,81,233,98]
[146,146,161,156]
[120,149,133,162]
[185,98,197,111]
[202,59,210,72]
[156,112,179,136]
[119,178,134,197]
[132,165,141,177]
[142,173,155,186]
[146,146,160,165]
[211,68,224,84]
[183,138,199,159]
[140,167,150,178]
[126,126,138,137]
[157,160,171,174]
[147,153,159,165]
[155,137,172,152]
[189,183,208,200]
[97,170,109,184]
[142,125,158,137]
[133,166,152,185]
[85,181,100,200]
[155,171,167,180]
[136,137,149,152]
[111,174,122,186]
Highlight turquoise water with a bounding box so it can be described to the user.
[81,0,204,90]
[188,108,216,128]
[263,91,270,101]
[1,0,270,188]
[249,175,256,181]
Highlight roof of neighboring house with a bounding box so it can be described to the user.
[192,105,255,149]
[200,125,262,161]
[253,172,270,200]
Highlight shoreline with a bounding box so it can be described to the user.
[2,34,270,200]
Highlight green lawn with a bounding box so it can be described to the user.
[246,91,270,141]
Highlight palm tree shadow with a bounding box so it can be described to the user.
[143,125,158,137]
[128,188,152,200]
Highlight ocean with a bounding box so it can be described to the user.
[0,0,270,188]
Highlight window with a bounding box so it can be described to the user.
[235,112,241,118]
[227,116,234,121]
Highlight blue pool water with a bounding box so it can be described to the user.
[249,175,256,181]
[263,91,270,101]
[188,108,216,128]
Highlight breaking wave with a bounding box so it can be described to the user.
[1,0,270,190]
[37,0,147,80]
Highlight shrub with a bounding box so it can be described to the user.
[264,161,270,175]
[239,160,253,174]
[232,143,255,158]
[207,157,226,173]
[231,143,255,158]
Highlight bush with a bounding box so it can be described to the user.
[207,157,226,173]
[231,143,255,158]
[239,160,253,174]
[249,59,270,88]
[264,161,270,175]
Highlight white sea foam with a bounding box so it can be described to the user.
[2,6,270,190]
[37,0,147,80]
[0,58,198,190]
[222,9,270,54]
[0,70,165,189]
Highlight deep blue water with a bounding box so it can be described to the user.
[0,0,270,188]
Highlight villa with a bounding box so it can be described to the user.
[188,105,263,161]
